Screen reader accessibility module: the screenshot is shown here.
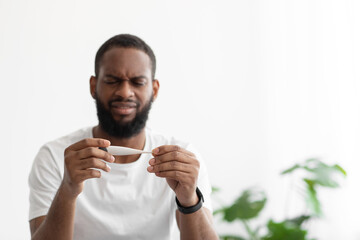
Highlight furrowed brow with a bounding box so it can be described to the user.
[130,75,148,80]
[105,74,124,81]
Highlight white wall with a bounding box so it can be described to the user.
[1,0,359,239]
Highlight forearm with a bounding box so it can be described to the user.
[178,208,218,240]
[32,184,77,240]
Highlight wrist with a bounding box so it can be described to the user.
[177,193,199,207]
[176,187,204,214]
[59,181,80,200]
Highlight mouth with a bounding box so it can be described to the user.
[110,101,138,116]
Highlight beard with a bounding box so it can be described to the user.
[95,95,153,138]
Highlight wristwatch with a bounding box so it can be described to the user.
[175,187,204,214]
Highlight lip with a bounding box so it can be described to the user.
[110,101,137,115]
[111,101,137,108]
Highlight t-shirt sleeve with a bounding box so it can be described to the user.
[28,144,62,221]
[186,144,213,213]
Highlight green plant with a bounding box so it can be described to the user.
[213,159,346,240]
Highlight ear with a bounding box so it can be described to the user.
[90,76,97,99]
[152,79,160,100]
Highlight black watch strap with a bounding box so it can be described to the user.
[175,187,204,214]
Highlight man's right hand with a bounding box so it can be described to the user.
[61,138,115,198]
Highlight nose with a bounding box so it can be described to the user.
[114,80,135,99]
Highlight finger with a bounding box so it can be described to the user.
[68,138,111,151]
[79,169,102,181]
[79,157,111,172]
[151,151,195,165]
[78,147,115,163]
[152,145,195,157]
[154,170,189,181]
[147,161,192,173]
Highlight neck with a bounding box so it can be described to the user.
[92,125,146,164]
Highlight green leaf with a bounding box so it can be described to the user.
[222,189,266,221]
[282,159,346,189]
[284,215,311,227]
[262,219,308,240]
[334,164,347,176]
[281,164,302,175]
[213,207,226,216]
[220,235,247,240]
[304,179,321,216]
[212,186,221,193]
[304,159,345,188]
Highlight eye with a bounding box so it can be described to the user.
[103,79,117,84]
[131,78,147,86]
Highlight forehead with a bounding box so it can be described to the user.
[99,47,152,77]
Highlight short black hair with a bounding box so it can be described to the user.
[95,34,156,79]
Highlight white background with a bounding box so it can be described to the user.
[1,0,359,239]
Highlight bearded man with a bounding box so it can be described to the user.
[28,34,217,240]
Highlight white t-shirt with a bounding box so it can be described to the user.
[28,127,213,240]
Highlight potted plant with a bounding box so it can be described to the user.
[213,159,346,240]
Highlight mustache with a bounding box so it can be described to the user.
[108,98,140,107]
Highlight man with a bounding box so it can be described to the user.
[28,34,218,240]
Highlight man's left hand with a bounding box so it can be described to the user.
[147,145,200,207]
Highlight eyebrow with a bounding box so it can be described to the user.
[105,74,148,81]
